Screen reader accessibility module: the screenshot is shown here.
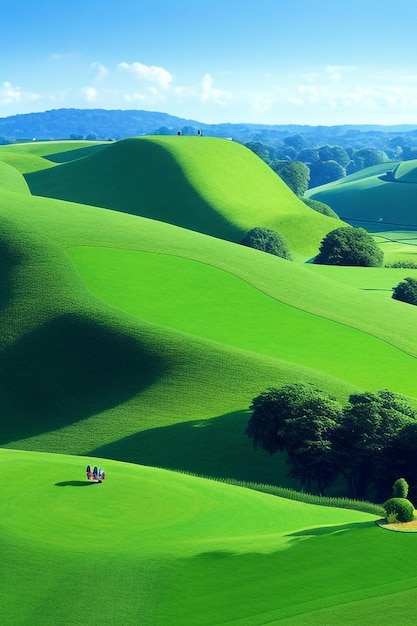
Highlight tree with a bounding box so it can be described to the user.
[309,160,346,187]
[246,384,343,494]
[335,390,416,499]
[283,134,307,151]
[244,141,272,164]
[271,161,310,196]
[348,148,389,173]
[392,478,409,499]
[241,228,292,260]
[318,145,351,168]
[314,226,384,267]
[392,276,417,306]
[297,148,319,164]
[247,385,417,500]
[301,198,340,219]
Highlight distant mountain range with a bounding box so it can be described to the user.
[1,108,417,145]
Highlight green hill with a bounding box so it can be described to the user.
[306,160,417,227]
[1,138,417,625]
[25,136,343,260]
[1,449,416,626]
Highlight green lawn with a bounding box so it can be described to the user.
[306,159,417,228]
[1,139,417,624]
[68,247,417,397]
[1,449,415,626]
[25,136,343,259]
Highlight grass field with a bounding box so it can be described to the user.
[306,159,417,228]
[1,138,417,624]
[1,449,416,626]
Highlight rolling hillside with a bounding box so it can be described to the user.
[1,449,415,626]
[1,138,417,625]
[25,136,342,259]
[306,159,417,227]
[1,138,417,478]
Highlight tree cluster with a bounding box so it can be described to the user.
[244,138,398,189]
[246,384,417,501]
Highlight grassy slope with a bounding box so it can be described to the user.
[306,160,417,227]
[1,449,416,626]
[25,136,343,259]
[0,169,416,480]
[1,141,417,625]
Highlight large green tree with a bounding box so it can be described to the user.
[271,160,310,196]
[314,226,384,267]
[246,385,416,499]
[335,390,416,499]
[309,160,345,187]
[246,384,342,494]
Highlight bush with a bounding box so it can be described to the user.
[392,478,409,499]
[301,197,340,219]
[241,227,292,260]
[314,226,384,267]
[392,276,417,306]
[383,498,415,523]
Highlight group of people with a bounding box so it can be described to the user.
[86,464,106,483]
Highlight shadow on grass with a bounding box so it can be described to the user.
[0,313,166,444]
[55,480,98,487]
[286,520,375,538]
[90,410,300,489]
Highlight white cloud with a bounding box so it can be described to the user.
[91,62,108,81]
[0,81,40,105]
[325,65,356,81]
[118,61,172,89]
[200,73,230,105]
[82,86,97,102]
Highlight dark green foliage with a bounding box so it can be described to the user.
[386,261,417,269]
[309,160,346,187]
[246,384,343,494]
[241,227,292,260]
[244,141,272,164]
[349,148,389,173]
[383,498,415,523]
[247,385,417,500]
[283,134,307,151]
[301,197,340,219]
[318,145,351,168]
[392,276,417,305]
[271,160,310,196]
[392,478,409,498]
[314,226,384,267]
[297,148,319,164]
[336,390,416,499]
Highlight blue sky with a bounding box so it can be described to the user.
[2,0,417,125]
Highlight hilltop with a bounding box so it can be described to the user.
[25,136,340,258]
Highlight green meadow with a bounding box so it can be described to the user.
[306,159,417,231]
[1,449,416,626]
[1,137,416,624]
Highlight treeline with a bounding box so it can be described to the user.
[244,135,417,189]
[246,383,417,502]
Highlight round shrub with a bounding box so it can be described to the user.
[315,226,384,267]
[392,478,409,499]
[383,498,415,523]
[241,227,292,260]
[392,276,417,306]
